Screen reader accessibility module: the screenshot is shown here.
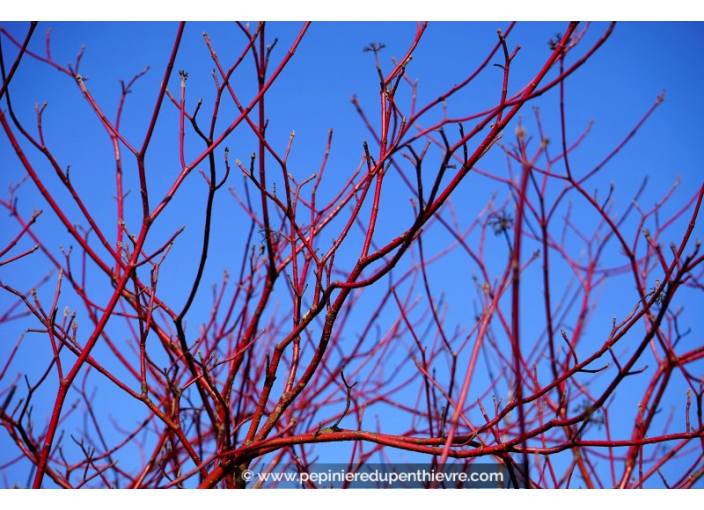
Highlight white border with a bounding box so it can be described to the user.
[0,485,686,500]
[1,1,701,22]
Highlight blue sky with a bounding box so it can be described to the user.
[1,22,703,488]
